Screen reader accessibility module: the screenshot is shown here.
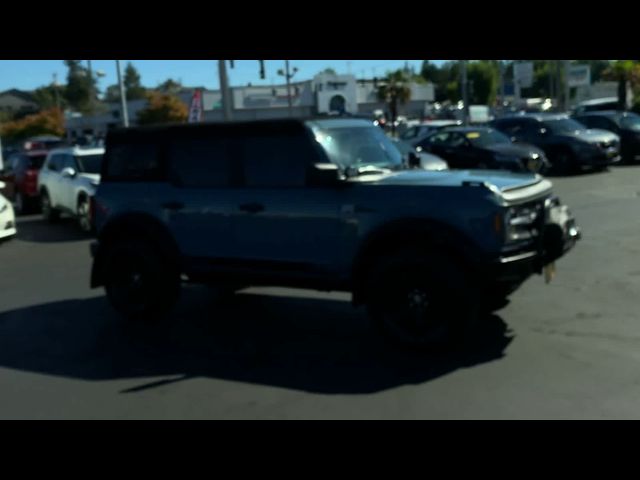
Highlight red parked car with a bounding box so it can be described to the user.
[0,149,49,215]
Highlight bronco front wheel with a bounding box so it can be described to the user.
[365,250,478,350]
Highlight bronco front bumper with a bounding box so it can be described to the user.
[492,196,581,283]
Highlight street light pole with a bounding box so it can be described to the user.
[218,60,232,121]
[116,60,129,127]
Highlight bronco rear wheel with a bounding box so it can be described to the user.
[103,238,180,321]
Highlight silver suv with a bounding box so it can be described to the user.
[38,146,105,231]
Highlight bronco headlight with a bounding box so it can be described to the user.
[504,204,541,242]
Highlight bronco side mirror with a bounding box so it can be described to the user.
[307,163,342,187]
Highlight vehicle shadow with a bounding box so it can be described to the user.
[15,216,92,243]
[0,288,513,395]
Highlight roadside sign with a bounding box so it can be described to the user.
[568,65,591,87]
[514,62,534,88]
[188,89,204,123]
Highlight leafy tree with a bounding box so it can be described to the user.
[33,84,67,110]
[103,85,121,103]
[0,108,64,143]
[377,69,412,134]
[602,60,640,110]
[63,60,97,113]
[421,61,463,103]
[322,67,337,75]
[137,92,188,125]
[157,78,183,95]
[124,62,146,100]
[467,61,499,105]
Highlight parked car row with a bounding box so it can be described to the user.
[0,142,105,232]
[0,182,16,243]
[491,113,622,172]
[572,111,640,163]
[394,109,640,174]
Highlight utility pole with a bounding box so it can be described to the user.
[218,60,233,121]
[116,60,129,127]
[461,60,469,125]
[547,60,554,98]
[87,60,98,138]
[564,60,571,112]
[499,62,505,107]
[53,73,60,110]
[285,60,293,116]
[556,60,563,111]
[278,61,298,118]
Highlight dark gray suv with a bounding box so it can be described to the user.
[90,118,580,349]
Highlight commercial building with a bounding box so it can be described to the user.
[64,73,435,137]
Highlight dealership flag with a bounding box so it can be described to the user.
[188,89,204,123]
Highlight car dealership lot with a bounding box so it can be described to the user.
[2,166,640,419]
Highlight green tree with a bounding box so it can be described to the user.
[33,84,67,110]
[377,69,412,135]
[63,60,96,113]
[322,67,337,75]
[467,61,499,105]
[602,60,640,110]
[421,60,461,102]
[124,62,147,100]
[103,85,121,103]
[157,78,183,95]
[137,92,188,126]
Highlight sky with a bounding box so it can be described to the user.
[0,60,443,93]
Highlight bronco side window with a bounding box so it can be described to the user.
[103,139,162,182]
[241,134,311,188]
[167,136,234,188]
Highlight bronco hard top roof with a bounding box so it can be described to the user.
[106,117,374,141]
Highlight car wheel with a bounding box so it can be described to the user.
[40,191,60,223]
[365,249,478,350]
[555,150,579,174]
[14,192,26,216]
[77,196,92,233]
[103,238,180,321]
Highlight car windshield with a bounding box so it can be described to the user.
[465,129,511,147]
[542,118,586,134]
[312,125,404,172]
[75,154,103,174]
[620,114,640,132]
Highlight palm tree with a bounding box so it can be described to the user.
[602,61,640,110]
[377,70,412,136]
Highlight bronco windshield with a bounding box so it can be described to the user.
[311,123,404,172]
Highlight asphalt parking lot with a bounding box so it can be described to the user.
[2,165,640,419]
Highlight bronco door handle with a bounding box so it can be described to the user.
[239,202,265,213]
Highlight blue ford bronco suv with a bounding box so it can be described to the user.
[90,118,580,349]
